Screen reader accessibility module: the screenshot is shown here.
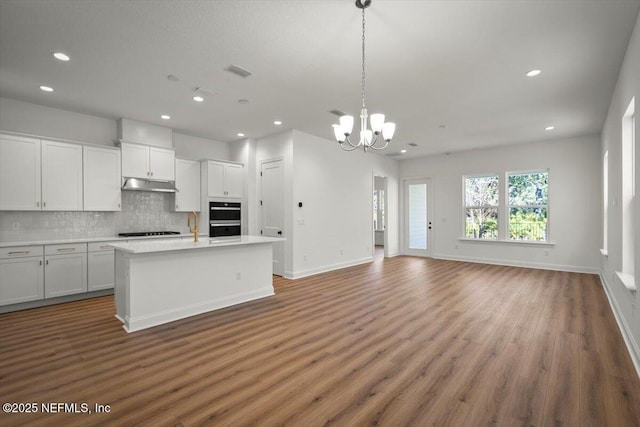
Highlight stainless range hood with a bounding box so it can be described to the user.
[122,177,178,193]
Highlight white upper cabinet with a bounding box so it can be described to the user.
[205,160,243,199]
[149,146,175,180]
[41,139,83,211]
[83,145,121,211]
[120,142,175,181]
[0,134,41,210]
[174,158,201,212]
[224,163,243,199]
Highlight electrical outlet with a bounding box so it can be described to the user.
[303,254,308,261]
[454,244,459,250]
[11,222,20,230]
[340,249,344,255]
[544,250,549,256]
[236,272,242,280]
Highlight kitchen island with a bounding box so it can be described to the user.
[109,235,284,332]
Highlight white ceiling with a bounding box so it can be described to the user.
[1,0,639,159]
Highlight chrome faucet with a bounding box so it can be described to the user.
[187,211,199,242]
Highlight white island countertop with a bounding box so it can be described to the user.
[109,235,285,254]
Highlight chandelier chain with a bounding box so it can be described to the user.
[361,6,366,109]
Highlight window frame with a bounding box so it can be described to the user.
[462,173,500,240]
[506,169,550,242]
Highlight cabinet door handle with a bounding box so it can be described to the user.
[56,248,75,252]
[36,201,40,207]
[46,260,49,265]
[99,245,110,250]
[8,250,30,255]
[43,202,46,207]
[39,260,42,266]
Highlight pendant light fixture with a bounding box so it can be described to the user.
[332,0,396,152]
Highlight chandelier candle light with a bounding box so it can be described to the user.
[332,0,396,152]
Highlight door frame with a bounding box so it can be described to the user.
[372,174,389,258]
[403,177,433,257]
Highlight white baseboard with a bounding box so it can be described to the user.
[286,256,374,280]
[430,253,599,274]
[599,271,640,378]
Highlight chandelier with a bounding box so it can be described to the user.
[332,0,396,152]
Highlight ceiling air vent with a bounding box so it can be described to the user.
[385,152,404,157]
[225,64,253,78]
[329,109,347,117]
[408,143,418,147]
[194,86,217,96]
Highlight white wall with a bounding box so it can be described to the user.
[401,135,601,273]
[600,10,640,372]
[290,130,400,278]
[173,132,229,160]
[0,97,117,145]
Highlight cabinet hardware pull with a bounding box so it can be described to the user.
[43,202,46,207]
[57,248,75,252]
[39,260,42,265]
[117,203,121,208]
[8,251,30,255]
[100,245,110,249]
[46,260,49,265]
[36,201,40,207]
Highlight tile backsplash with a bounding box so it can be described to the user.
[0,192,194,242]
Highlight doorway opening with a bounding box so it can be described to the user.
[404,178,432,257]
[373,175,387,259]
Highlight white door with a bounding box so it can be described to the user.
[404,178,433,257]
[261,159,284,276]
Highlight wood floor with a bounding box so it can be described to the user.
[1,256,639,426]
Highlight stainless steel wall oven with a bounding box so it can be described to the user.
[209,201,241,237]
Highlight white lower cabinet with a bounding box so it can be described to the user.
[0,246,44,305]
[88,242,116,291]
[44,243,87,298]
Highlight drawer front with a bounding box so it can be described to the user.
[45,243,87,255]
[0,245,44,259]
[88,241,118,253]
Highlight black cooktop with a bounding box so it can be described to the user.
[118,231,181,237]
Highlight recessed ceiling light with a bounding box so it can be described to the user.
[237,133,245,137]
[53,52,70,61]
[161,115,171,120]
[274,121,282,126]
[39,85,53,92]
[526,69,541,77]
[167,74,180,82]
[400,149,407,153]
[545,126,555,131]
[193,96,204,102]
[438,124,447,129]
[238,99,249,104]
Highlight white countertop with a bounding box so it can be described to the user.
[0,233,207,248]
[109,235,285,254]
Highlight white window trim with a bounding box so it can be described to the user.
[462,173,500,240]
[505,169,550,242]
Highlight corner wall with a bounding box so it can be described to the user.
[400,135,602,273]
[600,9,640,374]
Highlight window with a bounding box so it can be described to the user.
[464,175,499,239]
[620,97,635,286]
[508,171,548,241]
[603,150,609,253]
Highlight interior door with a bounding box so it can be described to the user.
[404,178,432,257]
[261,159,285,276]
